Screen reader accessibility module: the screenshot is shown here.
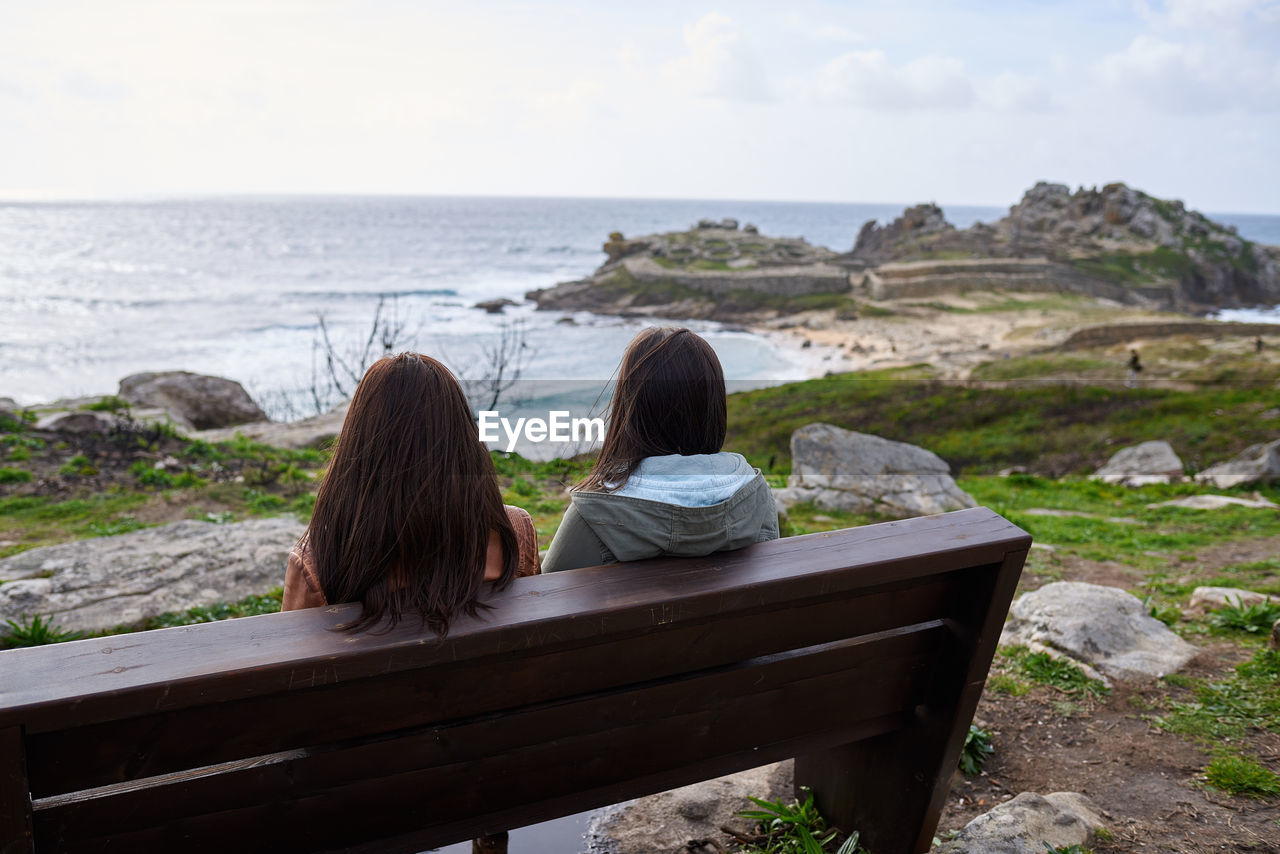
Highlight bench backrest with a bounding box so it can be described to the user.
[1,507,1029,854]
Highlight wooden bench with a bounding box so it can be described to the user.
[1,507,1029,854]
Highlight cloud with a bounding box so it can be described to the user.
[1096,33,1280,112]
[811,23,864,44]
[816,50,975,110]
[60,71,130,101]
[983,72,1057,112]
[661,13,775,103]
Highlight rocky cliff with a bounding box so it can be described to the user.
[852,182,1280,309]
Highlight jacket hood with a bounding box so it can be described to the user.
[570,453,778,562]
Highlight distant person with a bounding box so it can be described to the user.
[1257,336,1265,354]
[283,352,539,630]
[1125,349,1143,388]
[542,327,778,573]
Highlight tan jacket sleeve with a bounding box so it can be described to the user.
[282,541,329,611]
[504,505,542,577]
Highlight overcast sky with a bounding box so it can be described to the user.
[2,0,1277,212]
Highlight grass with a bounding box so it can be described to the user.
[735,788,868,854]
[998,646,1111,698]
[1209,598,1280,635]
[82,395,130,413]
[969,356,1116,382]
[724,368,1280,478]
[959,724,994,777]
[0,491,152,558]
[1,614,85,648]
[0,467,32,484]
[1156,649,1280,741]
[1203,754,1280,798]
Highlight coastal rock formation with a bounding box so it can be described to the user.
[1000,581,1198,682]
[586,762,791,853]
[772,423,976,517]
[119,371,267,430]
[0,517,302,634]
[853,182,1280,309]
[1195,440,1280,489]
[935,791,1105,854]
[528,223,854,322]
[32,410,122,434]
[1092,440,1185,486]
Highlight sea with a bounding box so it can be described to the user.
[6,196,1276,419]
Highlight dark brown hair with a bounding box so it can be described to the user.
[306,352,516,634]
[577,327,727,493]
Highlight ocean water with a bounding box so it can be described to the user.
[2,196,1277,416]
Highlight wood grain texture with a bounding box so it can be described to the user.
[0,508,1031,854]
[0,726,34,854]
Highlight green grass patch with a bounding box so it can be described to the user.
[969,355,1115,382]
[1,614,85,648]
[725,370,1280,477]
[999,646,1110,698]
[81,395,130,413]
[0,467,32,484]
[959,724,994,777]
[1157,649,1280,740]
[137,588,284,630]
[1203,754,1280,798]
[0,491,152,557]
[736,787,869,854]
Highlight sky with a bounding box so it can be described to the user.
[1,0,1278,212]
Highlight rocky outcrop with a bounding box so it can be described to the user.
[586,762,792,853]
[32,410,123,434]
[771,423,976,517]
[1000,581,1198,682]
[195,401,349,450]
[119,371,267,430]
[936,791,1105,854]
[1195,440,1280,489]
[1149,494,1278,510]
[1092,441,1185,486]
[852,182,1280,309]
[851,203,954,263]
[0,518,303,634]
[528,223,853,321]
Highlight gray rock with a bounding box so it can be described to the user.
[194,401,348,450]
[33,410,122,434]
[119,371,267,430]
[1148,494,1277,510]
[1195,440,1280,489]
[936,791,1104,854]
[772,423,976,518]
[474,298,518,314]
[1000,581,1197,682]
[0,518,304,634]
[1186,586,1278,617]
[1092,440,1184,486]
[587,762,791,854]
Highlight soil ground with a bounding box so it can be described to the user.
[933,536,1280,853]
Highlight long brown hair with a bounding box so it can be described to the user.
[577,327,727,493]
[307,352,516,634]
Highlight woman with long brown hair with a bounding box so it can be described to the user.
[283,352,539,633]
[542,327,777,573]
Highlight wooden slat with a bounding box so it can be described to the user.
[0,726,34,854]
[0,508,1029,732]
[28,570,966,797]
[36,624,946,854]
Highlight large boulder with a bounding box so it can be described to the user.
[1000,581,1197,682]
[118,371,267,431]
[772,423,976,517]
[1195,440,1280,489]
[1092,440,1184,486]
[33,410,122,434]
[936,791,1104,854]
[0,518,303,634]
[586,762,791,853]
